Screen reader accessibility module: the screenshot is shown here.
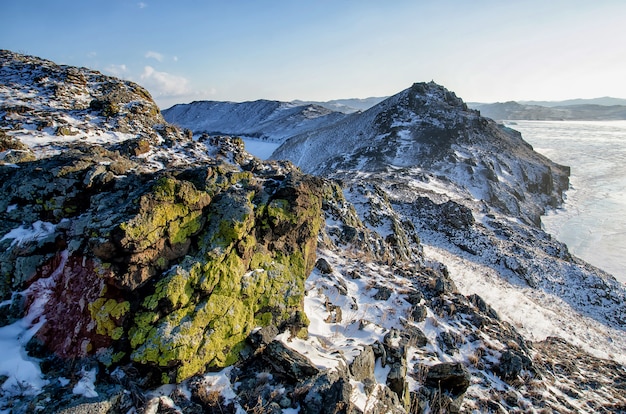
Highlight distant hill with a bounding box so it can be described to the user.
[292,96,387,113]
[468,99,626,121]
[519,97,626,107]
[163,99,347,142]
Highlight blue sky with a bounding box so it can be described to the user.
[2,1,625,108]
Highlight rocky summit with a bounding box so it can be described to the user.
[1,50,626,413]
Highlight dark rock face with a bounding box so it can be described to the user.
[350,346,376,382]
[496,350,533,381]
[423,362,471,395]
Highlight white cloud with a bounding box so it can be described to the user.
[138,2,147,9]
[140,66,189,97]
[173,56,178,62]
[145,51,164,62]
[104,64,128,77]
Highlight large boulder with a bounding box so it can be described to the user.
[1,139,325,384]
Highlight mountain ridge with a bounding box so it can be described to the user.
[163,99,348,143]
[468,100,626,121]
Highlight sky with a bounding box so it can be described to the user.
[1,0,625,109]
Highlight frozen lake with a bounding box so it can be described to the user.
[508,120,626,284]
[242,138,280,160]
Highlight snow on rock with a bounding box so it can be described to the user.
[0,250,67,398]
[72,367,98,398]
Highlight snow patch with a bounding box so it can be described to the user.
[0,250,68,397]
[1,220,57,247]
[72,368,98,398]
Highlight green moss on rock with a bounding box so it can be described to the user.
[127,173,324,383]
[88,297,130,340]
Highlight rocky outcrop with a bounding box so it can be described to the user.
[0,49,168,160]
[1,141,326,385]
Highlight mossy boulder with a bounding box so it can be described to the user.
[1,127,326,384]
[128,171,325,382]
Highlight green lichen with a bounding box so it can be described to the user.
[168,209,204,245]
[96,349,127,367]
[265,198,298,225]
[88,298,130,339]
[142,267,195,311]
[127,175,324,383]
[119,176,210,250]
[131,295,253,382]
[205,168,254,196]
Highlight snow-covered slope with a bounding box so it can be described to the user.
[273,82,570,227]
[292,96,387,114]
[270,81,626,410]
[0,49,167,160]
[163,99,347,143]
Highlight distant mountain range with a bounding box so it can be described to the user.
[517,97,626,107]
[468,98,626,121]
[163,100,348,143]
[292,96,387,113]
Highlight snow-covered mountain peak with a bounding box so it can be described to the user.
[273,81,569,227]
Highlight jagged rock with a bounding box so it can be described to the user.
[405,290,424,306]
[261,340,320,381]
[439,200,475,230]
[373,284,392,301]
[411,305,428,322]
[383,329,410,408]
[495,349,533,381]
[437,330,463,355]
[423,362,471,395]
[247,325,279,348]
[315,257,334,274]
[300,365,358,414]
[412,362,471,413]
[349,345,376,382]
[401,323,428,348]
[468,293,500,320]
[368,386,406,414]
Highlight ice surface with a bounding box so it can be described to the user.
[510,120,626,284]
[241,138,280,159]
